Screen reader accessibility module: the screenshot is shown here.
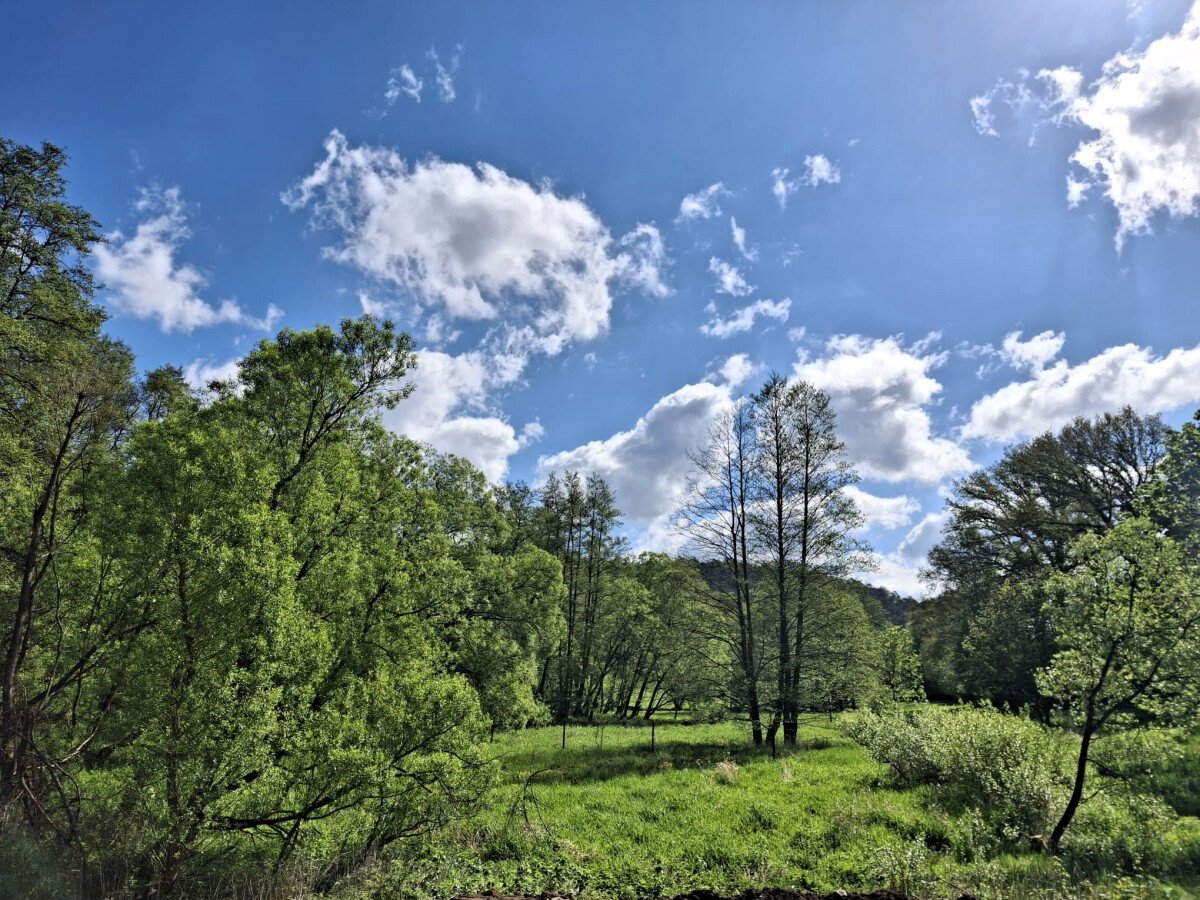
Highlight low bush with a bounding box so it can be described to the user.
[842,704,1063,836]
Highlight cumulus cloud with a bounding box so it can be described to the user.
[385,65,423,103]
[963,339,1200,442]
[708,256,754,296]
[538,361,750,532]
[794,335,974,484]
[844,486,921,532]
[803,154,841,187]
[1051,2,1200,247]
[381,346,533,482]
[975,5,1200,246]
[93,187,281,333]
[284,132,667,479]
[676,182,728,221]
[283,130,666,355]
[999,329,1066,374]
[701,298,790,338]
[714,352,758,389]
[771,155,841,208]
[730,216,756,260]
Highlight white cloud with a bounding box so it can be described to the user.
[771,168,794,209]
[676,182,727,221]
[538,366,746,528]
[999,329,1066,374]
[381,346,531,482]
[969,92,999,136]
[382,47,462,109]
[518,420,545,449]
[614,224,670,298]
[771,155,841,208]
[708,256,754,296]
[844,486,921,532]
[701,297,790,339]
[714,352,757,389]
[287,126,646,481]
[428,47,460,103]
[385,65,423,103]
[1049,2,1200,247]
[803,154,841,187]
[357,290,392,318]
[963,340,1200,442]
[283,130,666,356]
[794,335,974,484]
[94,187,281,333]
[730,216,756,260]
[968,75,1041,138]
[1067,176,1093,206]
[183,357,241,390]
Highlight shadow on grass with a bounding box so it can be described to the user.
[493,717,854,786]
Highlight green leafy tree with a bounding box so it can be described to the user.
[927,408,1165,712]
[876,626,925,703]
[1143,408,1200,557]
[0,139,137,821]
[1037,519,1200,853]
[750,374,867,747]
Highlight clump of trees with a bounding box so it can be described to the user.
[0,140,568,894]
[676,374,892,750]
[899,405,1200,854]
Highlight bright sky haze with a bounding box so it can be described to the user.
[8,0,1200,594]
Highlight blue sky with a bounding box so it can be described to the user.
[8,0,1200,593]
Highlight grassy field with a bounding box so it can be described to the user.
[339,717,1200,900]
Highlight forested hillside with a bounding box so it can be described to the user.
[3,139,1199,899]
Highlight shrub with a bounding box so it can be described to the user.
[841,704,941,783]
[843,704,1064,836]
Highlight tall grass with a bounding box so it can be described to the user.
[332,716,1200,899]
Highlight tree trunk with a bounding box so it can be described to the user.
[1049,718,1094,853]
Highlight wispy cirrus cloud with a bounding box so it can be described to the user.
[676,182,728,222]
[707,256,754,296]
[771,155,841,208]
[701,297,790,338]
[383,45,463,107]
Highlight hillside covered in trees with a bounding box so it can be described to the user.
[3,140,1199,898]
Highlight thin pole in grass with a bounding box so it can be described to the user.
[651,719,656,753]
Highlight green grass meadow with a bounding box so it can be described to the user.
[334,717,1200,899]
